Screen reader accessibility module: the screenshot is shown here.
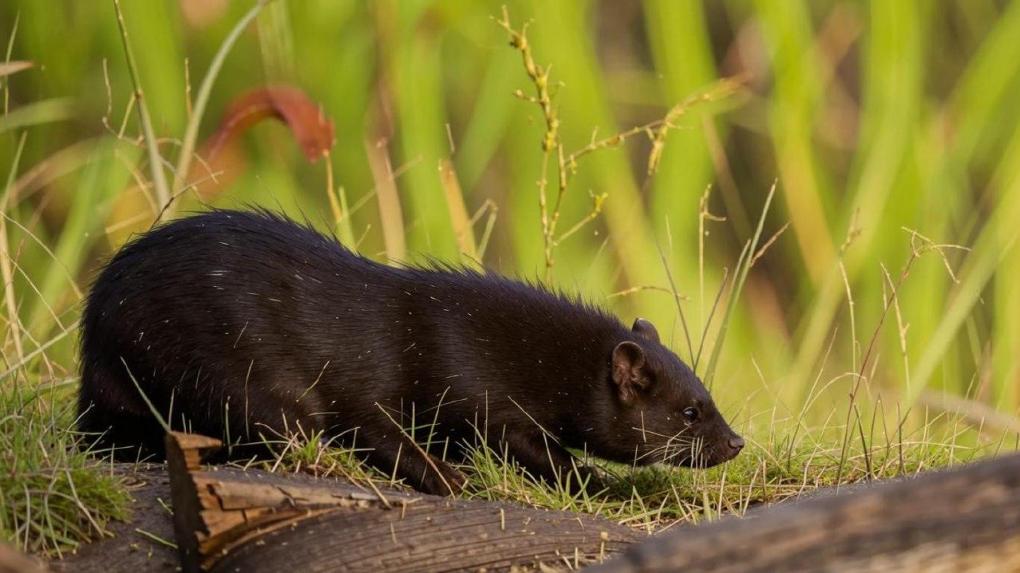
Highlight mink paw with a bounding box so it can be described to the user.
[419,461,467,496]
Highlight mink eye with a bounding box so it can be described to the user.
[682,407,699,423]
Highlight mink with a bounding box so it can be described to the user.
[78,209,744,495]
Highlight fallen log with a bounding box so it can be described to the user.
[164,432,641,572]
[590,453,1020,573]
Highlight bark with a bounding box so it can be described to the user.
[164,432,641,572]
[590,453,1020,573]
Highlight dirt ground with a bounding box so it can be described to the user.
[49,465,179,573]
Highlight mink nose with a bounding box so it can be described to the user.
[728,436,745,451]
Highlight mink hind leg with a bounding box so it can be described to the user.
[353,426,466,496]
[77,360,167,461]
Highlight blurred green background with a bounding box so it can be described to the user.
[1,0,1019,430]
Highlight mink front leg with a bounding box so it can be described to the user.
[360,430,466,496]
[501,431,602,492]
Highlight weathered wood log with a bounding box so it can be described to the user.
[0,542,49,573]
[165,432,641,572]
[590,453,1020,573]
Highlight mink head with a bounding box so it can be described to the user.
[595,318,744,468]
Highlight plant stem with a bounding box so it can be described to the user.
[171,0,271,204]
[112,0,170,210]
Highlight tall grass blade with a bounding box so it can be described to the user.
[439,159,478,264]
[0,98,73,134]
[364,138,406,263]
[171,0,271,203]
[703,183,777,388]
[112,0,170,209]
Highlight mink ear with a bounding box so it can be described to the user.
[612,341,649,403]
[632,318,660,344]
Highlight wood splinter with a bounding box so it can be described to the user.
[166,432,392,572]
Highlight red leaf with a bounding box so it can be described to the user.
[204,85,335,162]
[192,86,335,196]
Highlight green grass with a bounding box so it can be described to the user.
[252,398,999,533]
[0,386,130,556]
[1,0,1020,558]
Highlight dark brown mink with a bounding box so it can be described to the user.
[78,209,744,495]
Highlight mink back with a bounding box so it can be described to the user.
[77,209,633,458]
